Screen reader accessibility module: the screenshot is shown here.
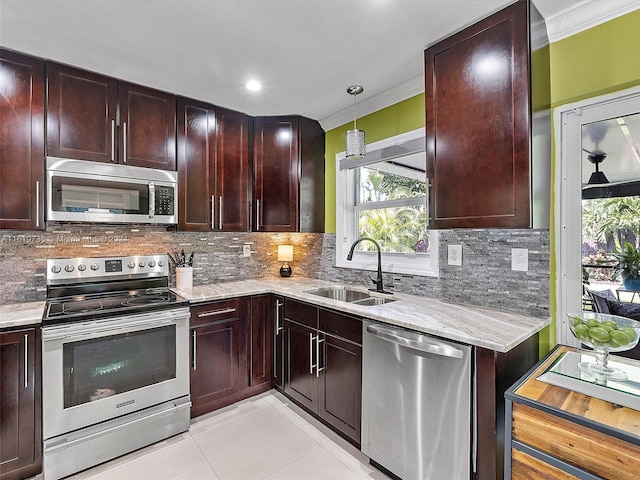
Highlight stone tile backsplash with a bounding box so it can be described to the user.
[0,225,549,317]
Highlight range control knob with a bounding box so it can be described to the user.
[128,261,136,269]
[158,260,165,267]
[148,260,156,267]
[90,263,100,271]
[64,264,74,273]
[77,264,87,271]
[139,261,146,268]
[51,265,62,274]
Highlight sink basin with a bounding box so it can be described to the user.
[305,286,370,302]
[304,286,395,306]
[350,297,395,306]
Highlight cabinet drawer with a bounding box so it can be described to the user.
[512,403,640,479]
[319,309,362,344]
[511,449,579,480]
[191,299,240,326]
[284,299,317,328]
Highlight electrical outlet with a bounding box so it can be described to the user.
[242,245,251,257]
[511,248,528,271]
[448,244,463,266]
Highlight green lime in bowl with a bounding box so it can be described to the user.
[568,312,640,381]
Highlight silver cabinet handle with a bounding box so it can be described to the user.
[256,199,261,230]
[275,300,283,334]
[35,181,40,228]
[211,195,215,229]
[24,333,28,388]
[219,196,223,229]
[197,307,236,318]
[316,335,325,378]
[366,324,463,358]
[309,333,316,374]
[123,122,127,163]
[426,177,431,225]
[111,119,115,161]
[192,330,197,370]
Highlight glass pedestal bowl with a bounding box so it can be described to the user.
[568,312,640,381]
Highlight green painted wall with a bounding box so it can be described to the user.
[544,9,640,355]
[324,94,425,232]
[549,9,640,108]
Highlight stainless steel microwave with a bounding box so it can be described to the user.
[46,157,177,224]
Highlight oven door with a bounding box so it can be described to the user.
[42,308,190,440]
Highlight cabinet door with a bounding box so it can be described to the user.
[284,320,317,411]
[216,108,249,231]
[273,297,285,389]
[318,334,362,444]
[119,82,176,170]
[253,116,299,232]
[425,1,530,228]
[190,319,240,411]
[177,98,216,231]
[0,329,41,480]
[46,62,118,163]
[249,295,273,387]
[0,50,45,230]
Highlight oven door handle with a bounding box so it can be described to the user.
[42,318,178,342]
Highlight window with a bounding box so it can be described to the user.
[336,128,439,277]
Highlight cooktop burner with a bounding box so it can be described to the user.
[44,288,187,325]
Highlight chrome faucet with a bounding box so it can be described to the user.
[346,237,393,294]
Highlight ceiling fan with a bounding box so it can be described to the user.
[584,149,609,185]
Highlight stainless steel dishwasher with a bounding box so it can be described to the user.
[362,320,472,480]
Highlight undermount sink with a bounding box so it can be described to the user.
[304,286,395,306]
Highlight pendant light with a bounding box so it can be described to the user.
[345,85,365,159]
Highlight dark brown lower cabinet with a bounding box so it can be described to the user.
[0,327,42,480]
[190,299,245,417]
[249,295,273,387]
[189,296,274,418]
[272,296,285,389]
[283,300,362,445]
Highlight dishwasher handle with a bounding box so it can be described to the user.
[366,324,464,359]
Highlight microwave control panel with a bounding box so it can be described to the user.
[155,186,175,216]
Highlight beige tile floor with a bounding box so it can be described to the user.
[62,391,389,480]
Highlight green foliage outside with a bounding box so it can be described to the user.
[357,169,429,254]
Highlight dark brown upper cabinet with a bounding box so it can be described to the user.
[0,49,45,230]
[47,62,176,170]
[253,116,325,232]
[177,98,249,231]
[425,0,550,229]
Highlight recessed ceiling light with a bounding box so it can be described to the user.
[246,80,262,92]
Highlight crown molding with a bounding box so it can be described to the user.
[544,0,640,43]
[319,74,424,131]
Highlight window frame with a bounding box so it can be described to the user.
[335,128,439,277]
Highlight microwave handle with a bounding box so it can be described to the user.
[148,182,155,218]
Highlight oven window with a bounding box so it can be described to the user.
[62,325,176,408]
[51,175,149,214]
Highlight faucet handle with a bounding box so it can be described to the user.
[367,275,377,285]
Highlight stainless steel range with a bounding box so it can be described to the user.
[42,255,191,480]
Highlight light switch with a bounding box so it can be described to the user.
[448,244,463,266]
[511,248,528,271]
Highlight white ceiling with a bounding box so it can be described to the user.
[1,0,639,130]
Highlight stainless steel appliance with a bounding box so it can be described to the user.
[46,157,177,224]
[362,321,472,480]
[42,255,190,480]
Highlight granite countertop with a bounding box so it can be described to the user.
[174,277,550,353]
[0,301,45,330]
[0,277,550,352]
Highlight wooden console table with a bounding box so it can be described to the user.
[505,345,640,479]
